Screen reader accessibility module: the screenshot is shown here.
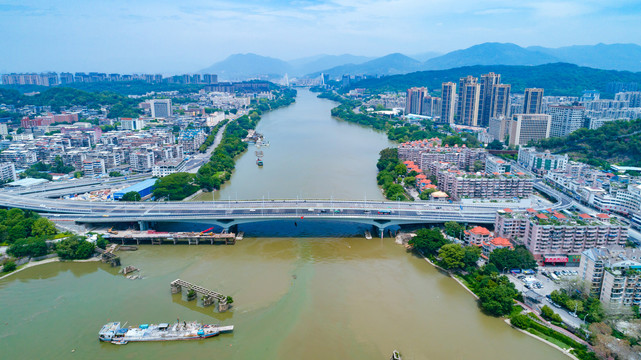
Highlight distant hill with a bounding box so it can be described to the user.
[408,51,441,62]
[289,54,372,76]
[349,63,641,96]
[199,53,292,81]
[528,43,641,72]
[308,53,422,78]
[422,43,558,70]
[197,43,641,80]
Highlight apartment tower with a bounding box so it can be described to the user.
[440,82,456,124]
[479,72,501,127]
[405,87,429,115]
[523,88,544,114]
[457,76,480,126]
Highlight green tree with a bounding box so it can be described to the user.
[487,140,504,150]
[408,228,449,255]
[121,191,141,202]
[394,163,407,176]
[477,277,517,316]
[109,171,123,177]
[2,260,17,273]
[403,176,416,187]
[444,221,465,239]
[463,246,481,268]
[473,160,484,172]
[438,244,465,270]
[489,246,537,271]
[510,314,530,329]
[541,305,563,323]
[56,236,95,260]
[96,236,108,250]
[8,238,48,258]
[153,173,199,201]
[31,218,57,237]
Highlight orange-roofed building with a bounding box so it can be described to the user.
[482,237,513,258]
[464,226,492,246]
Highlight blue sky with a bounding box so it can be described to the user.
[1,0,640,74]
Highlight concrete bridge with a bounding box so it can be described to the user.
[0,180,573,235]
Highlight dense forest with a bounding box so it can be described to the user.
[350,63,641,97]
[534,119,641,168]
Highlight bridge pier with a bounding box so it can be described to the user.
[202,295,214,307]
[171,283,182,294]
[218,301,229,312]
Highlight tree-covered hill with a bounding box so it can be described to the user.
[0,87,142,117]
[534,119,641,167]
[350,63,641,97]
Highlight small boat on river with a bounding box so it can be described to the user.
[257,158,263,166]
[98,321,233,345]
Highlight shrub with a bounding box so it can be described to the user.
[2,260,17,273]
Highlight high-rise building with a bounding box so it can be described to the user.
[491,84,511,119]
[421,96,441,117]
[509,114,551,146]
[523,88,544,114]
[149,99,172,118]
[479,73,501,127]
[457,76,480,126]
[488,116,510,142]
[440,82,456,124]
[405,87,428,115]
[548,105,586,137]
[203,74,218,84]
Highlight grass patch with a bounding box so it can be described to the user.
[509,305,524,317]
[527,328,573,350]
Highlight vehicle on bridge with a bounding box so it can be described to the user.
[377,210,392,215]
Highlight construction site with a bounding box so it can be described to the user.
[99,227,244,245]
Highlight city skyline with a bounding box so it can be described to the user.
[1,0,641,74]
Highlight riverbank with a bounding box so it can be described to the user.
[414,249,584,360]
[506,319,580,360]
[0,255,101,280]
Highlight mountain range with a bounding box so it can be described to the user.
[199,42,641,81]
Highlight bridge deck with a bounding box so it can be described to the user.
[171,279,226,301]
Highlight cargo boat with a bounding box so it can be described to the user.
[98,321,234,344]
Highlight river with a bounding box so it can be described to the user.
[0,89,567,359]
[194,88,391,201]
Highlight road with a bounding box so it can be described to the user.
[185,120,230,174]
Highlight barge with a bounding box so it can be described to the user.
[99,321,234,344]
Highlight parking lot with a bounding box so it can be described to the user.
[506,266,586,329]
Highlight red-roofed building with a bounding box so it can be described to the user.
[464,226,492,246]
[482,237,513,258]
